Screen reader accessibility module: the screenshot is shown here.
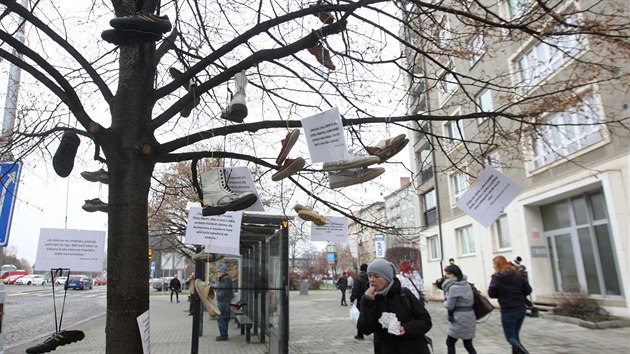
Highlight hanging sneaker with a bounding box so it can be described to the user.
[80,168,109,184]
[329,167,385,189]
[26,330,85,354]
[294,204,326,225]
[317,11,335,24]
[276,130,300,165]
[82,198,108,213]
[322,153,380,171]
[307,42,336,70]
[272,157,305,181]
[366,134,409,162]
[101,28,161,45]
[53,132,80,178]
[109,12,172,34]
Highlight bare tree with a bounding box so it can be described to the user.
[0,0,627,351]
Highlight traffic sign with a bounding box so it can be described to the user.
[0,161,22,247]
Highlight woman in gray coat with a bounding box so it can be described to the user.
[442,264,477,354]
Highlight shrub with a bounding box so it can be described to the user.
[553,291,611,322]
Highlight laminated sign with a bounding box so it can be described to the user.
[185,207,242,256]
[310,216,348,243]
[301,107,348,163]
[456,166,522,228]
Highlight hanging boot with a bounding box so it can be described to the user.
[200,168,257,213]
[221,71,248,122]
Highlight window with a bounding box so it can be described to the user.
[438,16,451,47]
[531,93,605,169]
[444,120,463,151]
[422,189,437,226]
[438,71,457,105]
[457,225,475,256]
[515,16,584,90]
[428,235,441,260]
[469,31,485,66]
[476,89,494,124]
[492,214,511,250]
[449,171,469,204]
[506,0,529,19]
[485,149,502,171]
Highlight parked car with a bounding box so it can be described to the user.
[3,275,24,285]
[15,274,46,285]
[0,269,28,282]
[152,277,173,291]
[54,276,68,285]
[65,275,93,290]
[94,277,107,286]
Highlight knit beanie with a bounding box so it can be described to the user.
[445,264,463,281]
[360,263,368,272]
[367,259,395,282]
[217,263,228,273]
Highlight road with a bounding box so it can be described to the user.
[2,284,107,347]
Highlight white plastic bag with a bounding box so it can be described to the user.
[350,304,360,327]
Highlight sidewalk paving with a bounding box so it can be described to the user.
[6,290,629,353]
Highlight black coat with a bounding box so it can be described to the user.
[336,276,348,291]
[358,278,433,354]
[488,270,532,312]
[351,271,369,303]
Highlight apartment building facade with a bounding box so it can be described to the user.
[402,0,630,316]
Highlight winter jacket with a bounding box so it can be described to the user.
[442,276,476,340]
[488,270,532,312]
[397,271,428,302]
[357,278,433,354]
[336,276,348,291]
[350,271,369,303]
[215,274,235,304]
[169,277,181,291]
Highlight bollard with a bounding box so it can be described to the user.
[0,282,5,354]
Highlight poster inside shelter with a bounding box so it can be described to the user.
[185,207,241,256]
[35,228,106,272]
[310,216,348,243]
[301,107,348,163]
[456,166,522,228]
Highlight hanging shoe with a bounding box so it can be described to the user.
[169,67,200,117]
[317,11,335,24]
[322,153,380,171]
[109,12,172,34]
[26,330,85,354]
[329,167,385,189]
[101,28,161,45]
[200,168,257,212]
[366,134,409,162]
[53,132,80,178]
[220,71,248,122]
[307,42,336,70]
[276,130,300,165]
[202,204,228,217]
[194,279,220,317]
[80,168,109,184]
[294,204,326,226]
[272,158,305,181]
[82,198,108,213]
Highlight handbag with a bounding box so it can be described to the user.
[470,283,494,320]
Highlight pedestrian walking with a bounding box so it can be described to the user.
[396,259,428,303]
[357,259,433,354]
[169,275,181,303]
[350,263,369,340]
[336,272,349,306]
[213,263,235,341]
[488,255,532,354]
[441,264,477,354]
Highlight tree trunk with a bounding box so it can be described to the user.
[104,42,157,353]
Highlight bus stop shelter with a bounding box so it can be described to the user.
[190,211,291,354]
